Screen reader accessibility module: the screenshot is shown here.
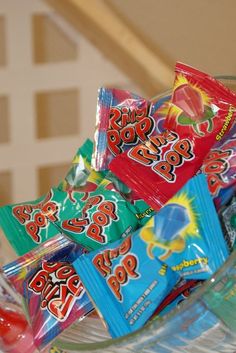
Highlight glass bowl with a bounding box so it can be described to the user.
[0,77,236,353]
[56,76,236,353]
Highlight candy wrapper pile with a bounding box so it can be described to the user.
[0,63,235,350]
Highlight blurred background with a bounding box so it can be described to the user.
[1,0,236,209]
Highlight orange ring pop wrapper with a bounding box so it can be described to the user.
[109,63,236,210]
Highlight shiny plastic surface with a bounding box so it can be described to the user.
[56,250,236,352]
[0,77,235,353]
[55,77,236,352]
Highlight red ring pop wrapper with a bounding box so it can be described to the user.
[110,63,236,210]
[92,88,170,171]
[137,89,236,211]
[3,234,93,350]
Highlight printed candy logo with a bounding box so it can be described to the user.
[170,75,216,137]
[28,262,84,321]
[12,191,59,243]
[107,104,155,156]
[62,195,119,244]
[202,149,233,196]
[128,131,194,182]
[93,237,139,301]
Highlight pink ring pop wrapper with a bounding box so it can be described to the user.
[4,234,93,350]
[201,121,236,210]
[92,88,170,171]
[110,63,236,211]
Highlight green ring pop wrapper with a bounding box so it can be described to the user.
[54,177,140,251]
[109,63,236,211]
[104,171,155,226]
[42,167,105,238]
[58,138,94,191]
[0,139,95,255]
[0,192,60,256]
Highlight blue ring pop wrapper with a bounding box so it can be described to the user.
[73,230,179,338]
[140,174,229,280]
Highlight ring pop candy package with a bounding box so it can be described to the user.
[7,235,93,350]
[140,174,229,280]
[0,139,94,256]
[3,234,71,296]
[110,62,236,211]
[41,167,105,243]
[201,124,236,210]
[0,192,60,256]
[92,88,170,171]
[58,138,106,198]
[55,177,140,251]
[73,231,179,338]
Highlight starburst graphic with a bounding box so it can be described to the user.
[175,74,211,106]
[166,192,199,238]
